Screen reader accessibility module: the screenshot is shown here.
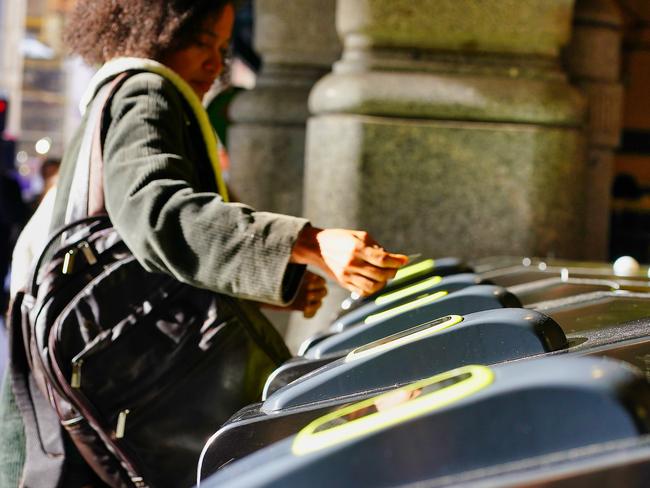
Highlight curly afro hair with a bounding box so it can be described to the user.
[64,0,233,65]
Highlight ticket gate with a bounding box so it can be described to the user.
[196,257,650,486]
[198,356,650,487]
[340,256,650,314]
[470,255,650,275]
[263,291,650,398]
[481,261,650,288]
[330,276,633,335]
[332,272,485,331]
[298,284,519,357]
[334,284,518,333]
[301,272,645,358]
[304,291,650,360]
[263,309,566,412]
[199,309,650,479]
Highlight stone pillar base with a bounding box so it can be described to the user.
[305,114,586,259]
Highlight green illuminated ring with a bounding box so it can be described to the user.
[393,259,435,282]
[365,291,448,325]
[375,276,443,306]
[345,315,463,363]
[292,365,494,456]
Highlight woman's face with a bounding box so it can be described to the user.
[162,4,235,98]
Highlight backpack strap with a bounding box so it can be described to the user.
[8,292,65,488]
[65,73,130,225]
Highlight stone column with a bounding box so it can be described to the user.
[227,0,340,216]
[565,0,624,260]
[288,0,587,346]
[228,0,339,340]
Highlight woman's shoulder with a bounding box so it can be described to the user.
[119,71,171,90]
[109,71,185,119]
[114,72,184,106]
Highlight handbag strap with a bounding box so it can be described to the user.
[64,73,130,225]
[8,292,66,488]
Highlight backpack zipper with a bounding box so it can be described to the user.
[71,359,83,388]
[116,409,130,439]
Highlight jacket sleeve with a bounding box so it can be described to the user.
[102,73,308,304]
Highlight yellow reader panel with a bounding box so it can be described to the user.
[393,259,436,282]
[375,276,443,306]
[346,315,463,363]
[292,365,494,456]
[365,291,448,325]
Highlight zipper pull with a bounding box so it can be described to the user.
[116,409,130,439]
[78,242,98,265]
[71,359,84,388]
[62,249,77,274]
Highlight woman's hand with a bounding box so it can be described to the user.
[260,271,327,318]
[291,226,409,296]
[292,271,328,318]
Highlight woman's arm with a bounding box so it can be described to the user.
[103,73,308,304]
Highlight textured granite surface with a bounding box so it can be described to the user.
[304,114,587,259]
[228,125,307,217]
[309,71,585,124]
[228,0,339,220]
[336,0,574,56]
[230,79,315,125]
[256,0,340,66]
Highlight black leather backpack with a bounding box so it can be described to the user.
[8,73,290,488]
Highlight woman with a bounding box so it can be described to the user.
[1,1,408,486]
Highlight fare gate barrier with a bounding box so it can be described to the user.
[339,256,650,315]
[198,356,650,487]
[299,284,521,356]
[312,262,650,359]
[262,310,567,410]
[196,256,650,486]
[470,256,650,275]
[267,290,650,403]
[198,310,650,478]
[332,275,636,334]
[305,277,646,354]
[330,272,486,332]
[300,291,650,361]
[265,309,566,402]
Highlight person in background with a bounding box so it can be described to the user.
[39,157,60,199]
[9,157,61,299]
[0,158,28,316]
[1,0,409,485]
